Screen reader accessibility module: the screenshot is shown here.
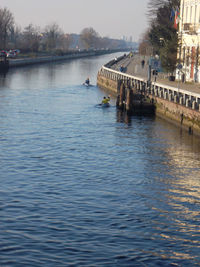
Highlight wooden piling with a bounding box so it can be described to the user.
[126,89,134,113]
[118,83,126,109]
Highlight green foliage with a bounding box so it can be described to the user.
[148,0,180,73]
[159,33,178,72]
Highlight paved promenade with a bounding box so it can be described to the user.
[111,54,200,95]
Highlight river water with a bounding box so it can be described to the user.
[0,53,200,266]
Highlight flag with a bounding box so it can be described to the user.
[170,8,175,22]
[174,7,180,29]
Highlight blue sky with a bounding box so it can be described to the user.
[1,0,149,41]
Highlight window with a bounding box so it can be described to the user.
[183,47,186,62]
[186,47,190,66]
[194,5,197,24]
[186,6,188,23]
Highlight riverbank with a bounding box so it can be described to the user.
[97,54,200,136]
[8,49,128,68]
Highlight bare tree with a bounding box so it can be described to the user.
[59,34,72,51]
[43,23,63,51]
[0,7,14,49]
[138,30,153,56]
[8,24,22,49]
[80,27,99,49]
[22,24,41,52]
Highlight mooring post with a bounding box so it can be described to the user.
[119,83,126,109]
[117,79,122,93]
[126,88,134,113]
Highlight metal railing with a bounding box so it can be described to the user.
[99,65,200,112]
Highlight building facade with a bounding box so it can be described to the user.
[179,0,200,82]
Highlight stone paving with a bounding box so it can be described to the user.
[111,54,200,95]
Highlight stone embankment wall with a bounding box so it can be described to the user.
[97,64,200,136]
[153,96,200,134]
[97,75,119,95]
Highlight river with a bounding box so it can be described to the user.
[0,53,200,266]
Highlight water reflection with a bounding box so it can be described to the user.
[115,110,200,258]
[0,71,8,87]
[116,110,132,125]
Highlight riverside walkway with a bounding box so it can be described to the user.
[111,54,200,95]
[98,53,200,135]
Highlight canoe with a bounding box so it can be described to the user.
[83,83,92,87]
[101,102,110,108]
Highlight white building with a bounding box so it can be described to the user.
[179,0,200,82]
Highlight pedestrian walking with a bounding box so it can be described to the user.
[141,60,145,68]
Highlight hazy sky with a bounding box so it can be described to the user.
[1,0,149,41]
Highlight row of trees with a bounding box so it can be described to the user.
[0,7,14,49]
[139,0,180,73]
[0,7,129,53]
[0,7,71,52]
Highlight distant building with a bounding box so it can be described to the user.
[179,0,200,82]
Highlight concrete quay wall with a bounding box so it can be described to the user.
[97,65,200,136]
[97,74,119,95]
[154,96,200,135]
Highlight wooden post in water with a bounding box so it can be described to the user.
[118,83,126,109]
[117,79,122,93]
[126,88,134,113]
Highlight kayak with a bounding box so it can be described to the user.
[83,83,92,87]
[95,102,110,108]
[101,102,110,108]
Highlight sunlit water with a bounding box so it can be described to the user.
[0,54,200,266]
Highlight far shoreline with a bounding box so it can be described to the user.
[8,49,130,68]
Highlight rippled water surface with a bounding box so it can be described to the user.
[0,54,200,266]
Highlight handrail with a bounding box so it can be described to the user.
[101,65,200,98]
[102,66,146,82]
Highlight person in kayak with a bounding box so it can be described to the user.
[85,77,90,85]
[102,96,110,104]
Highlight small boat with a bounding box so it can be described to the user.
[101,102,110,108]
[83,82,91,87]
[95,102,110,108]
[83,77,90,87]
[100,96,110,107]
